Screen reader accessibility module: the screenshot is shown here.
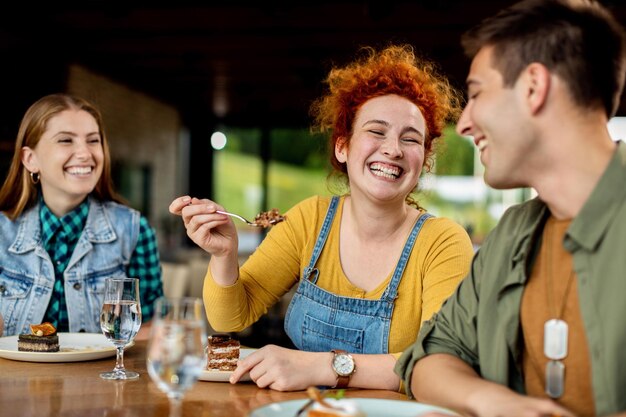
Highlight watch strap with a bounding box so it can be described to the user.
[334,374,350,389]
[331,349,353,389]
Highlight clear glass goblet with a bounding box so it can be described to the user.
[147,297,206,417]
[100,277,142,380]
[0,294,5,337]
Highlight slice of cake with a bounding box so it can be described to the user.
[206,334,240,371]
[18,322,60,352]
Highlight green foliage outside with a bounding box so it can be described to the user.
[215,127,331,218]
[219,127,261,154]
[270,128,328,169]
[417,186,498,243]
[214,150,331,221]
[434,126,475,176]
[220,127,327,169]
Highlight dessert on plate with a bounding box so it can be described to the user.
[206,334,240,371]
[18,322,60,352]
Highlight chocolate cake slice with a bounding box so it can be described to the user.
[206,334,240,371]
[18,333,60,352]
[18,323,60,352]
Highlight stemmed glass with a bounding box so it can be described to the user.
[99,277,142,380]
[0,294,5,337]
[147,297,206,417]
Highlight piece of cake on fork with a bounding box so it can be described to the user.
[206,334,240,371]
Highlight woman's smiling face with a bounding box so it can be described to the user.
[336,94,427,204]
[22,109,104,213]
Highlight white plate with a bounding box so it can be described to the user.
[0,333,134,363]
[248,398,458,417]
[198,348,255,382]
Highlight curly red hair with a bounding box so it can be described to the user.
[311,44,460,185]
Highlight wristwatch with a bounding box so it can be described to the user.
[331,349,356,388]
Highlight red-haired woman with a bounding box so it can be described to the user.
[170,45,473,391]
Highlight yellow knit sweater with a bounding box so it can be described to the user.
[204,195,473,355]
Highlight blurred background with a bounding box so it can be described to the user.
[2,1,625,346]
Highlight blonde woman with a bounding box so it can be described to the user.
[0,94,163,336]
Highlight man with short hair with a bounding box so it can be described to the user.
[395,1,626,416]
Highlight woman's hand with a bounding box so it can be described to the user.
[168,196,238,257]
[229,345,335,391]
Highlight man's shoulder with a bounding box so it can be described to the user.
[496,197,544,229]
[481,197,545,250]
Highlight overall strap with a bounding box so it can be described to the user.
[382,212,434,302]
[303,196,339,284]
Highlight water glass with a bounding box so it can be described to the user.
[100,277,142,380]
[147,297,206,417]
[0,293,4,337]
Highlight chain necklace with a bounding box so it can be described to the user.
[543,219,576,399]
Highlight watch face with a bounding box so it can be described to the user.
[333,353,355,376]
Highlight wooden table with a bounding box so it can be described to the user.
[0,340,408,417]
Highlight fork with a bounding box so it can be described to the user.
[215,210,263,227]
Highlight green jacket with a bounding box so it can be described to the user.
[396,142,626,416]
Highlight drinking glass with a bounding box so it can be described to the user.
[147,297,206,417]
[0,293,5,337]
[100,277,142,380]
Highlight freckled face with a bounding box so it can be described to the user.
[22,109,104,208]
[336,94,427,204]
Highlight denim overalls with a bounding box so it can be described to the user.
[0,198,140,336]
[284,196,432,354]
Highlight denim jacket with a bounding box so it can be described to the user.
[0,198,140,336]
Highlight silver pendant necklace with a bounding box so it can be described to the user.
[543,221,575,399]
[544,318,568,397]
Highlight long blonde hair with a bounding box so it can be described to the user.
[0,94,125,220]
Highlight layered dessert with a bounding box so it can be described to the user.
[253,208,286,228]
[206,334,240,371]
[18,323,60,352]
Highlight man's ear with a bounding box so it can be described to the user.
[335,136,348,163]
[523,62,551,115]
[21,146,39,173]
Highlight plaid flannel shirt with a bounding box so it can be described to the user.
[41,200,162,331]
